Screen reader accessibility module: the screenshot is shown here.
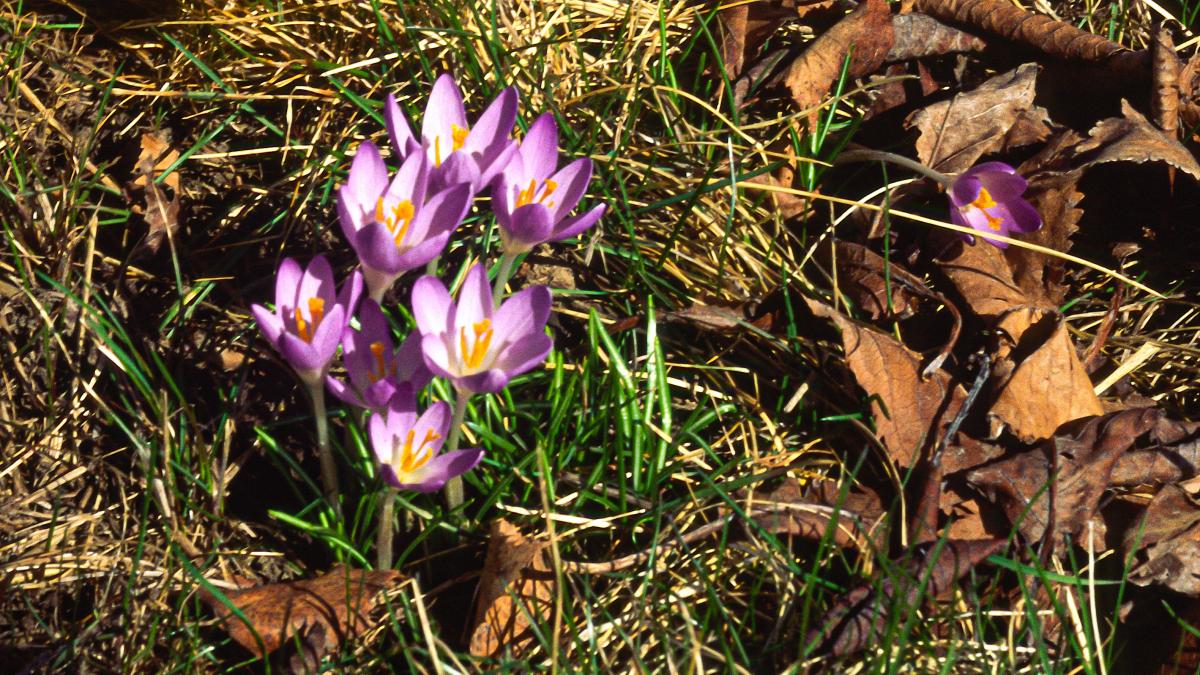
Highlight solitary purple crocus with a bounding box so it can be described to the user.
[493,112,606,254]
[369,393,484,492]
[411,263,552,394]
[338,142,472,301]
[251,256,362,387]
[326,298,432,413]
[948,162,1042,248]
[383,73,518,192]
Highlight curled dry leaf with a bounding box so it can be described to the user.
[1151,27,1181,138]
[907,63,1050,174]
[783,0,894,125]
[1072,100,1200,180]
[1125,484,1200,596]
[885,13,987,62]
[470,519,555,659]
[748,477,886,551]
[969,408,1162,545]
[828,241,923,322]
[1107,415,1200,486]
[131,131,183,255]
[911,0,1148,79]
[807,538,1004,657]
[199,565,402,658]
[805,299,970,470]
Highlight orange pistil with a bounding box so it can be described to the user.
[294,297,326,343]
[515,178,557,209]
[433,125,469,167]
[458,319,494,371]
[392,427,442,476]
[968,187,1005,232]
[369,341,388,382]
[375,197,415,247]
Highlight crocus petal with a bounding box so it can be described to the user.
[453,264,494,332]
[419,333,454,379]
[298,255,336,308]
[493,285,552,345]
[412,276,453,336]
[463,86,518,158]
[274,257,304,315]
[363,378,398,412]
[251,303,284,347]
[369,410,394,465]
[338,186,367,242]
[966,161,1018,178]
[417,400,452,439]
[552,203,605,241]
[326,375,367,409]
[958,207,1008,248]
[948,174,982,210]
[309,304,346,364]
[392,448,484,493]
[406,183,472,244]
[456,369,511,394]
[356,223,411,274]
[338,268,363,319]
[547,157,592,221]
[501,204,555,252]
[432,152,481,192]
[495,333,552,380]
[520,112,559,182]
[390,232,453,273]
[357,298,391,344]
[476,141,518,188]
[385,94,417,159]
[1003,197,1042,233]
[279,332,326,374]
[950,207,976,245]
[396,331,433,389]
[385,150,429,209]
[976,169,1027,201]
[423,73,468,150]
[348,141,388,202]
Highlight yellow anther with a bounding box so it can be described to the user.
[434,136,442,166]
[294,308,309,343]
[295,297,326,343]
[451,124,468,151]
[516,178,558,209]
[967,187,1004,231]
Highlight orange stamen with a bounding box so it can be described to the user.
[295,297,326,343]
[451,124,468,151]
[968,187,1005,232]
[458,318,494,371]
[369,342,387,382]
[515,178,558,208]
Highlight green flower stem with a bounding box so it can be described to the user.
[443,387,472,510]
[308,382,341,520]
[834,148,953,186]
[493,250,518,307]
[376,486,398,569]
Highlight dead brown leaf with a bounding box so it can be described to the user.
[969,408,1162,545]
[1125,484,1200,595]
[830,241,922,322]
[885,13,987,62]
[1072,100,1200,180]
[199,565,402,658]
[470,519,555,659]
[1108,416,1200,486]
[784,0,894,124]
[805,299,969,469]
[907,63,1050,174]
[911,0,1148,79]
[749,478,886,550]
[987,309,1103,442]
[131,131,182,255]
[807,538,1004,657]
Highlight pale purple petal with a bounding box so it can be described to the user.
[423,73,468,151]
[369,411,393,465]
[337,268,363,319]
[948,175,981,210]
[395,331,433,389]
[494,333,552,380]
[463,86,517,158]
[453,264,494,332]
[965,161,1017,178]
[405,183,472,244]
[412,276,453,336]
[416,400,452,440]
[251,303,284,350]
[309,304,345,364]
[547,157,592,221]
[299,255,336,308]
[326,375,367,409]
[279,332,325,373]
[385,150,429,208]
[419,333,454,379]
[976,170,1027,201]
[502,204,555,251]
[363,379,400,413]
[275,258,303,314]
[385,94,417,159]
[355,223,409,274]
[476,141,518,188]
[1004,197,1042,233]
[520,112,559,182]
[391,448,484,493]
[432,152,481,192]
[348,141,388,202]
[553,203,605,241]
[390,233,453,273]
[338,185,367,242]
[456,370,510,394]
[950,206,976,245]
[958,207,1007,248]
[493,285,552,345]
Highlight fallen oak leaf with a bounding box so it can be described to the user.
[783,0,894,126]
[470,519,556,659]
[1152,26,1181,139]
[199,565,402,658]
[969,408,1163,547]
[804,298,970,470]
[807,538,1004,657]
[885,13,987,62]
[1071,100,1200,181]
[906,63,1050,174]
[1123,484,1200,596]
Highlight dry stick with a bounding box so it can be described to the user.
[1081,284,1125,372]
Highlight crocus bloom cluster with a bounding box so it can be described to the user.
[948,162,1042,248]
[253,72,602,497]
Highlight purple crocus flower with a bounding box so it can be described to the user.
[338,141,472,301]
[411,263,552,394]
[948,162,1042,248]
[326,298,433,413]
[369,393,484,493]
[251,255,363,387]
[383,73,518,192]
[494,112,606,254]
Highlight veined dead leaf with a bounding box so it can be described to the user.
[199,565,401,658]
[131,130,182,255]
[470,519,555,659]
